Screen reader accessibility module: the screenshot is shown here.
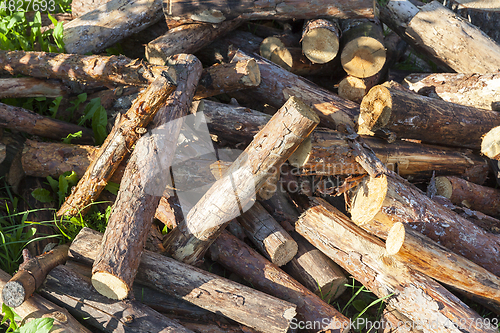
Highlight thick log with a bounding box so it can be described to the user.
[386,221,500,309]
[403,73,500,110]
[210,231,350,333]
[2,245,68,308]
[146,20,241,65]
[358,84,500,149]
[340,19,386,78]
[378,0,500,73]
[91,55,202,300]
[350,172,500,276]
[296,197,497,333]
[163,96,319,265]
[57,71,177,218]
[481,126,500,160]
[163,0,374,24]
[0,78,68,98]
[230,50,359,129]
[0,268,92,333]
[70,227,297,333]
[301,19,340,64]
[0,102,93,144]
[289,128,489,183]
[435,176,500,218]
[71,0,109,16]
[379,308,420,333]
[266,46,340,77]
[39,264,194,333]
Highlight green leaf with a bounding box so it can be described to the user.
[66,93,87,120]
[58,174,68,201]
[0,32,15,50]
[18,317,54,333]
[50,96,63,118]
[105,182,119,195]
[1,304,19,331]
[31,188,54,203]
[62,131,82,144]
[78,97,102,126]
[46,176,59,193]
[62,171,78,188]
[92,105,107,145]
[352,299,367,312]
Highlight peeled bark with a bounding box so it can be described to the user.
[0,78,68,98]
[379,308,421,333]
[403,73,500,110]
[296,197,497,333]
[358,84,500,149]
[70,227,297,333]
[71,0,109,16]
[163,96,319,265]
[301,19,340,64]
[481,126,500,160]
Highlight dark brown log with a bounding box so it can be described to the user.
[289,128,489,184]
[91,54,202,300]
[163,96,319,265]
[163,0,374,24]
[435,176,500,218]
[70,227,297,333]
[57,70,177,218]
[2,244,69,308]
[403,73,500,110]
[301,19,340,64]
[340,19,386,78]
[146,20,241,65]
[358,84,500,149]
[0,268,92,333]
[0,78,68,98]
[210,231,350,333]
[481,126,500,160]
[350,172,500,276]
[296,197,496,333]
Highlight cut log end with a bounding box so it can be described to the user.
[237,58,261,86]
[341,38,386,78]
[260,37,285,59]
[1,280,26,308]
[286,96,320,124]
[302,28,339,64]
[386,222,405,255]
[359,85,392,135]
[338,76,369,104]
[288,136,312,168]
[350,175,388,225]
[434,176,453,199]
[271,239,299,267]
[481,126,500,160]
[91,272,130,300]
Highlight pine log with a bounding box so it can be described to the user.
[340,19,386,78]
[0,102,94,144]
[435,176,500,218]
[39,264,194,333]
[296,197,497,333]
[378,0,500,73]
[146,20,241,65]
[163,96,319,265]
[70,227,297,333]
[210,230,350,333]
[403,73,500,110]
[91,54,202,300]
[0,268,92,333]
[289,128,489,183]
[71,0,109,16]
[0,78,68,99]
[230,50,359,129]
[57,71,177,218]
[379,308,421,333]
[481,126,500,160]
[358,84,500,149]
[301,19,340,64]
[350,172,500,276]
[163,0,374,24]
[386,221,500,309]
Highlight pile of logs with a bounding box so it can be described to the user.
[1,0,500,332]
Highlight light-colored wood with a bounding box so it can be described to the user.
[296,197,496,333]
[481,126,500,160]
[70,227,297,333]
[0,78,67,98]
[71,0,109,16]
[301,19,340,64]
[379,308,421,333]
[350,172,500,276]
[403,73,500,110]
[163,96,319,265]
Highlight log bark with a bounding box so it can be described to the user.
[71,0,109,16]
[162,96,319,265]
[296,197,497,333]
[379,308,421,333]
[378,0,500,74]
[91,54,202,300]
[340,19,386,78]
[0,102,94,144]
[0,268,92,333]
[163,0,374,24]
[146,20,241,65]
[70,227,297,333]
[57,70,177,218]
[230,50,359,129]
[403,73,500,110]
[288,128,489,184]
[386,221,500,309]
[481,126,500,160]
[301,19,340,64]
[0,78,68,99]
[358,84,500,149]
[350,172,500,276]
[63,0,164,54]
[435,176,500,218]
[209,230,350,333]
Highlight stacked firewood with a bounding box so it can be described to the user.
[1,0,500,332]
